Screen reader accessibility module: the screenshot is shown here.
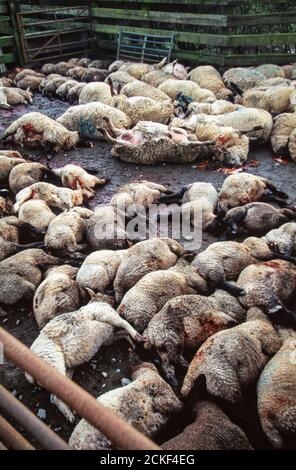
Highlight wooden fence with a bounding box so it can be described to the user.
[0,1,15,66]
[1,0,296,67]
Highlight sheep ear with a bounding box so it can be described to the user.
[85,287,96,300]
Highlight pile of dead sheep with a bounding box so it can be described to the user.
[2,58,296,166]
[0,148,296,450]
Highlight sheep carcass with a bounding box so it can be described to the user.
[8,162,48,193]
[172,114,249,167]
[0,249,59,311]
[113,238,184,303]
[110,95,174,126]
[56,80,79,100]
[81,68,108,83]
[240,85,295,114]
[181,307,281,402]
[44,207,93,255]
[0,216,43,261]
[26,293,143,422]
[262,223,296,256]
[162,400,252,450]
[0,86,33,108]
[189,66,232,100]
[270,112,296,159]
[223,68,266,93]
[0,154,26,182]
[57,102,131,140]
[101,120,210,165]
[219,172,288,212]
[0,112,79,152]
[121,80,171,101]
[67,82,86,104]
[14,182,89,212]
[105,71,135,91]
[76,249,127,293]
[16,75,45,92]
[79,82,112,105]
[86,205,127,251]
[256,64,285,79]
[158,79,216,102]
[110,180,172,209]
[117,259,209,333]
[18,199,56,233]
[69,362,182,449]
[192,237,274,295]
[42,76,68,97]
[33,265,81,328]
[159,182,219,232]
[257,328,296,449]
[144,290,246,384]
[236,260,296,322]
[224,202,295,237]
[50,164,107,191]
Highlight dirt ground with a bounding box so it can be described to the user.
[1,94,295,449]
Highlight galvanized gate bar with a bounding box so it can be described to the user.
[0,327,160,451]
[0,385,69,450]
[117,29,174,62]
[15,5,93,64]
[0,415,35,451]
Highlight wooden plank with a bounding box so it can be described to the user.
[92,8,296,27]
[91,8,229,27]
[94,23,296,47]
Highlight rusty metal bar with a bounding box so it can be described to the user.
[0,415,35,451]
[0,386,69,450]
[0,328,159,450]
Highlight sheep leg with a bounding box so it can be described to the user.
[222,281,246,297]
[158,352,179,391]
[158,187,188,203]
[261,190,289,207]
[103,314,144,343]
[266,301,296,328]
[113,330,135,349]
[11,241,45,253]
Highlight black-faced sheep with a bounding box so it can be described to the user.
[26,292,143,422]
[223,67,266,93]
[162,400,252,450]
[0,112,80,152]
[69,362,182,449]
[224,202,295,237]
[117,259,209,333]
[33,265,81,328]
[144,290,246,385]
[113,238,184,303]
[181,307,281,402]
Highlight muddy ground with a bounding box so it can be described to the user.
[1,94,295,449]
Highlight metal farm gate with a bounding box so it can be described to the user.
[15,4,94,64]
